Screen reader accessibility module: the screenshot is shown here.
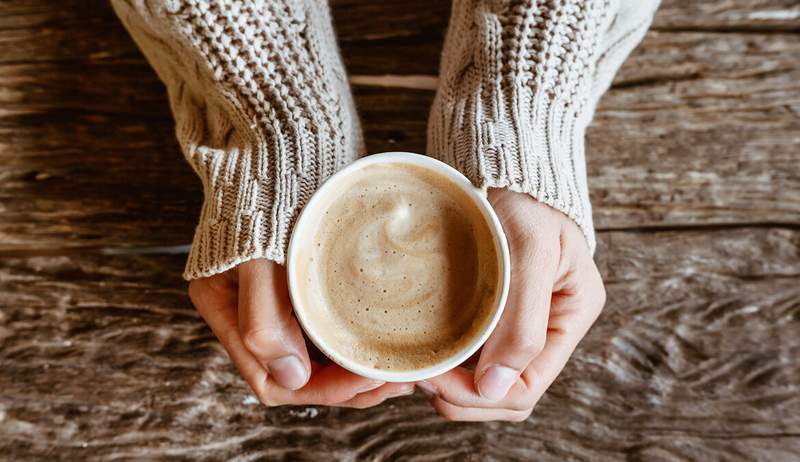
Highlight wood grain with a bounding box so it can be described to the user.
[652,0,800,32]
[1,229,798,461]
[2,5,799,250]
[1,0,799,460]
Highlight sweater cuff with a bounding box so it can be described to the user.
[429,87,596,253]
[182,144,295,281]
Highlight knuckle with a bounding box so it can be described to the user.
[187,282,203,306]
[351,398,381,410]
[241,327,276,355]
[596,283,607,312]
[589,270,607,318]
[440,410,462,422]
[253,387,278,407]
[258,394,278,407]
[511,408,534,422]
[514,333,546,358]
[434,401,462,422]
[508,390,536,412]
[569,261,606,319]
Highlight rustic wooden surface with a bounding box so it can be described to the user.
[1,0,798,460]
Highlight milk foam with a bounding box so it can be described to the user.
[297,163,500,371]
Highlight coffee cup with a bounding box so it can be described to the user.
[286,152,510,382]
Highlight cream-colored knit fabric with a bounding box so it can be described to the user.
[429,0,660,252]
[112,0,658,279]
[111,0,364,280]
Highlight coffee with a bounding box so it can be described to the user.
[293,162,501,371]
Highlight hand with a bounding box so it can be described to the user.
[188,259,414,407]
[417,189,605,421]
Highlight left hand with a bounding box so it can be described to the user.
[188,259,414,409]
[416,188,606,421]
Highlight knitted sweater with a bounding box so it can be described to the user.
[111,0,659,280]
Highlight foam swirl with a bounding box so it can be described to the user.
[298,163,500,371]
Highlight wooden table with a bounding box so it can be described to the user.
[2,1,799,460]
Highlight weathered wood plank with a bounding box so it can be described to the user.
[589,30,800,228]
[0,1,136,64]
[2,26,798,250]
[2,0,799,460]
[1,228,798,460]
[1,1,797,71]
[653,0,800,31]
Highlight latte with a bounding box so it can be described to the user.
[293,162,501,371]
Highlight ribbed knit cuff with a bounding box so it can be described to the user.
[108,0,366,280]
[428,86,596,253]
[426,0,612,253]
[177,68,363,281]
[181,141,299,280]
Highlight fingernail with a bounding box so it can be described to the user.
[416,381,437,397]
[356,380,385,393]
[267,355,308,391]
[477,366,518,402]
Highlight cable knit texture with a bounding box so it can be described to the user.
[112,0,658,279]
[111,0,364,279]
[429,0,659,252]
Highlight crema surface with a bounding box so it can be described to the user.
[295,163,500,371]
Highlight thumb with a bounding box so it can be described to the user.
[237,259,311,390]
[474,232,559,401]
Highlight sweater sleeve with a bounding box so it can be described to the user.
[111,0,364,280]
[427,0,660,252]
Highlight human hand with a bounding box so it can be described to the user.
[417,189,605,421]
[188,259,414,407]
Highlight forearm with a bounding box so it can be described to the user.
[111,0,364,279]
[428,0,660,252]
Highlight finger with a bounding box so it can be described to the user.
[333,383,416,409]
[189,278,273,402]
[191,278,385,406]
[429,396,532,422]
[522,255,606,404]
[237,259,311,390]
[422,253,605,412]
[419,367,531,411]
[474,228,560,402]
[262,362,385,406]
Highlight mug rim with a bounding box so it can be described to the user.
[286,152,511,382]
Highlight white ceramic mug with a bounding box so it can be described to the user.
[286,152,511,382]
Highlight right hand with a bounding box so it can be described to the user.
[188,258,415,407]
[418,189,606,421]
